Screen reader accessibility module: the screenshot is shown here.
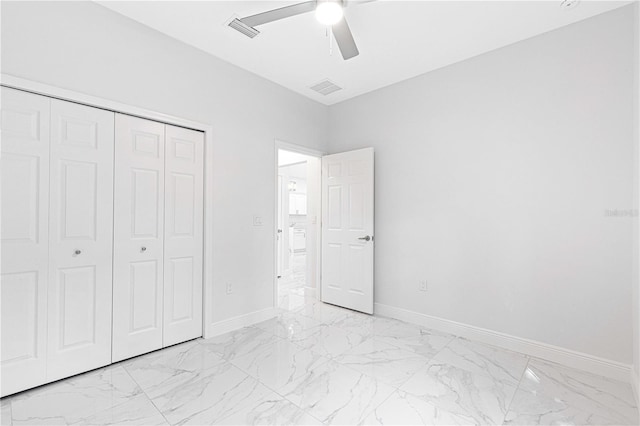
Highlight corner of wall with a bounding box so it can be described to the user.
[205,307,277,339]
[633,0,640,409]
[632,364,640,410]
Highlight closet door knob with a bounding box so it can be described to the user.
[141,246,147,252]
[74,249,82,255]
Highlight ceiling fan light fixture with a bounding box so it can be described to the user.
[315,1,344,26]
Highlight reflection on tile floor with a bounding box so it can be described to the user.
[278,253,307,294]
[2,286,638,425]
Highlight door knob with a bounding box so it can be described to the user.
[74,249,82,255]
[141,246,147,252]
[358,235,371,242]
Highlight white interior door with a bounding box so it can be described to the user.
[112,114,165,362]
[46,99,114,381]
[321,148,374,314]
[163,125,204,347]
[0,88,50,396]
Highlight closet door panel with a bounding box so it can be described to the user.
[47,99,114,381]
[0,88,50,396]
[163,126,204,346]
[113,114,165,362]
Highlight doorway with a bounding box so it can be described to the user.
[274,142,375,315]
[275,143,322,307]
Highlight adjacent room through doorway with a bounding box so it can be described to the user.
[277,148,321,305]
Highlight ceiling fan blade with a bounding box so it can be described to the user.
[332,18,359,60]
[242,1,316,27]
[344,0,376,5]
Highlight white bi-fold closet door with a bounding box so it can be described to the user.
[112,114,204,362]
[163,125,204,347]
[0,87,205,396]
[1,88,114,394]
[1,88,52,394]
[47,99,115,381]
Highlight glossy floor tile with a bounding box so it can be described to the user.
[432,337,529,384]
[1,286,638,425]
[334,337,428,387]
[400,360,519,424]
[230,338,328,391]
[371,319,455,358]
[277,253,306,293]
[9,366,142,425]
[255,311,324,340]
[362,390,478,425]
[287,323,364,359]
[213,395,322,425]
[1,398,12,426]
[504,359,639,425]
[147,361,274,425]
[76,394,168,426]
[292,299,352,324]
[122,340,225,397]
[199,326,276,361]
[277,359,395,425]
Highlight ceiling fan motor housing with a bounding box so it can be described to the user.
[228,0,359,60]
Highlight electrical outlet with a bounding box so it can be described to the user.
[226,282,233,294]
[419,280,428,292]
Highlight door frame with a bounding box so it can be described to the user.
[1,74,217,338]
[277,174,284,278]
[273,140,325,307]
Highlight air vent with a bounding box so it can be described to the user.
[560,0,579,9]
[309,79,342,96]
[228,18,260,38]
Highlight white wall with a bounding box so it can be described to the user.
[2,0,637,370]
[632,1,640,403]
[329,6,636,364]
[0,1,329,325]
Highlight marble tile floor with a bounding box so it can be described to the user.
[2,292,638,426]
[278,253,307,293]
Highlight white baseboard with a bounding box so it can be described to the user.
[204,307,277,338]
[632,366,639,408]
[374,303,632,383]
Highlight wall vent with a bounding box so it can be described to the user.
[228,18,260,38]
[309,79,342,96]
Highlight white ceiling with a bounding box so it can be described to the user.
[98,0,631,106]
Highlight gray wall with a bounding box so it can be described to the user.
[0,1,330,324]
[2,1,637,367]
[329,6,636,363]
[633,1,640,401]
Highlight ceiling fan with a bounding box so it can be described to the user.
[229,0,361,60]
